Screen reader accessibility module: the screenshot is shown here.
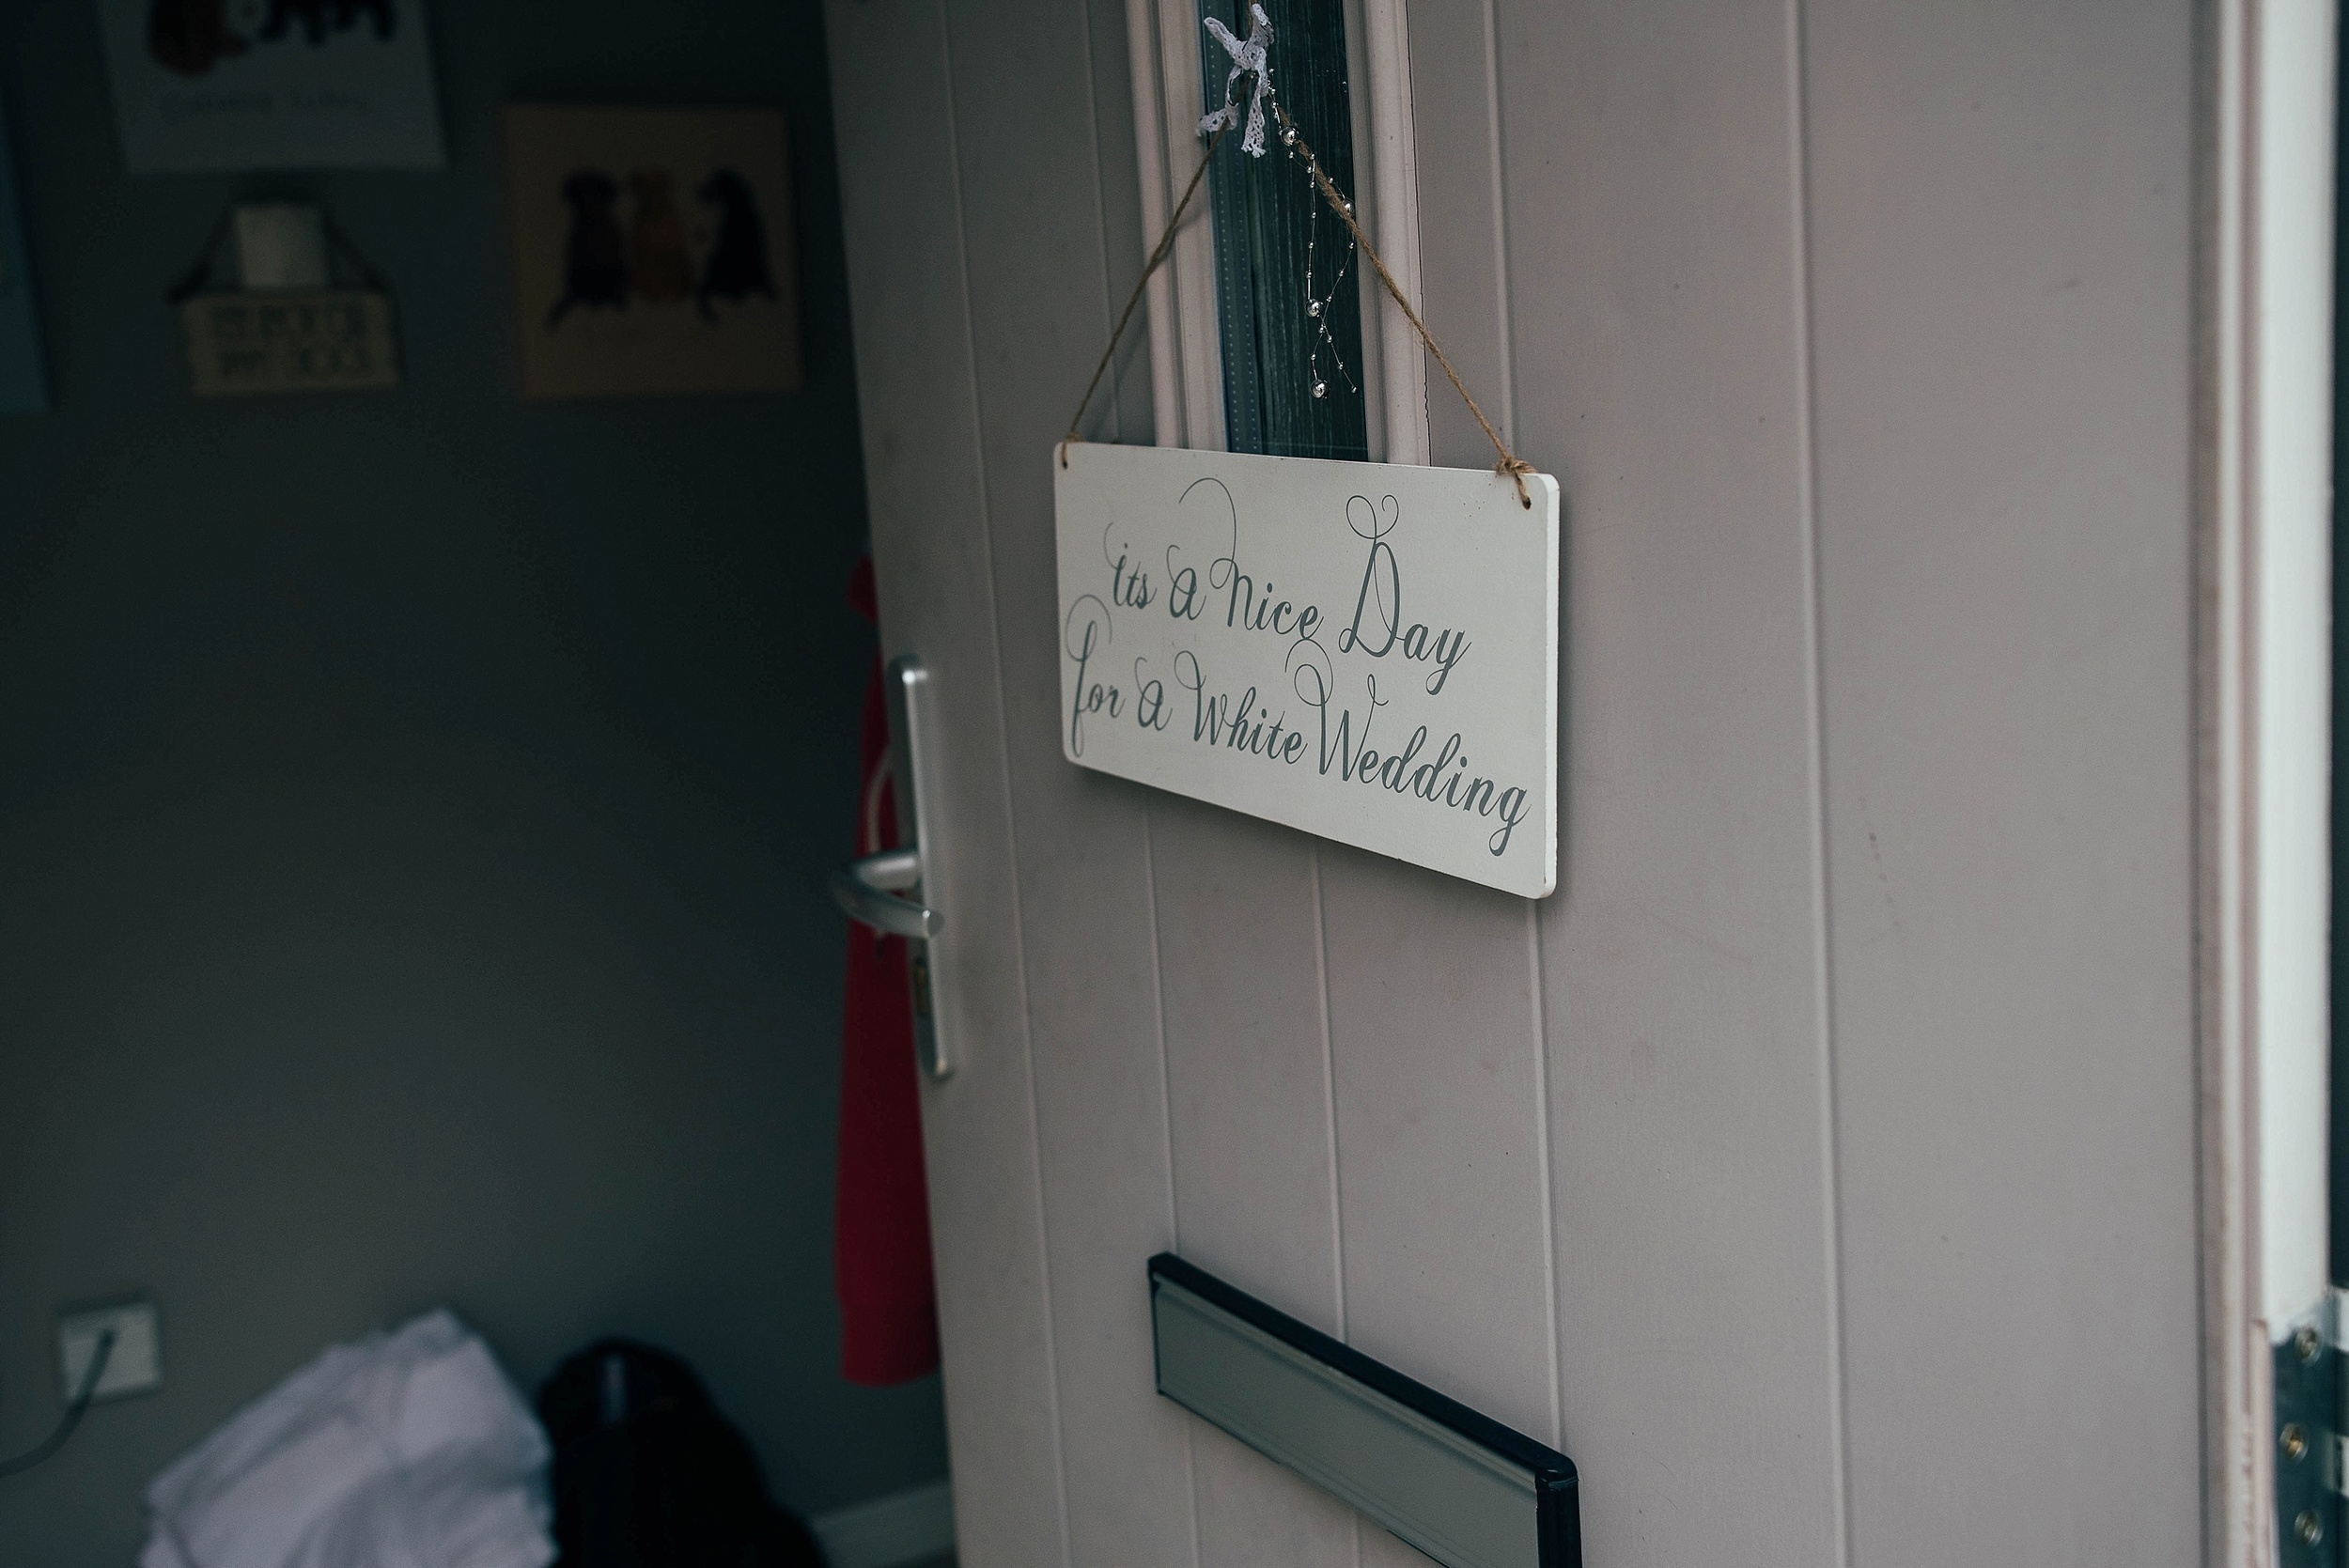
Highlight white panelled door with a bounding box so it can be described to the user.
[824,0,2312,1564]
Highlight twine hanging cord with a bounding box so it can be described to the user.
[1063,86,1536,510]
[1062,118,1230,470]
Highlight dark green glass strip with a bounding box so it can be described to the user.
[1199,0,1370,462]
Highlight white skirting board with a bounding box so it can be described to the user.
[808,1480,956,1568]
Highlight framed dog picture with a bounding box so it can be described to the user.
[503,105,801,400]
[96,0,445,171]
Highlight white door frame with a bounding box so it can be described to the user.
[1122,0,1430,463]
[2200,0,2336,1560]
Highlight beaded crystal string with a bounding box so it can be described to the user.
[1270,98,1533,505]
[1290,114,1359,404]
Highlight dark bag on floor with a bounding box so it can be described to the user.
[537,1339,825,1568]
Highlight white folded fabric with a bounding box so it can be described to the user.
[136,1310,554,1568]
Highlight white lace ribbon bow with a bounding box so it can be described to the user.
[1198,4,1275,157]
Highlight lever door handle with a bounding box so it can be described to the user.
[830,655,952,1079]
[831,846,942,940]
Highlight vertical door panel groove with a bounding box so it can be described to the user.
[1479,0,1515,447]
[1144,807,1181,1246]
[1781,0,1855,1562]
[1311,846,1349,1343]
[1523,902,1563,1453]
[1073,0,1121,438]
[1308,846,1361,1568]
[1140,803,1207,1568]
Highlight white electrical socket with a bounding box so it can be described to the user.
[57,1300,162,1403]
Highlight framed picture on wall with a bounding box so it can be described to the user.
[0,93,48,413]
[503,105,801,400]
[95,0,445,172]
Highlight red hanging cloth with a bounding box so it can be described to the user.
[833,558,941,1386]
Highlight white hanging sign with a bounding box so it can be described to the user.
[1054,442,1558,898]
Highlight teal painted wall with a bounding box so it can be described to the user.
[0,3,946,1562]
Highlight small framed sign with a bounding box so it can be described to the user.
[171,203,399,396]
[1054,442,1559,898]
[96,0,445,172]
[181,291,397,396]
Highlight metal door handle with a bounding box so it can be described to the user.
[831,846,942,940]
[828,655,952,1079]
